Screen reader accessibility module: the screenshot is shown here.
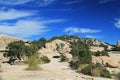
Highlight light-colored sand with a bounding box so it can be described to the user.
[0,50,114,80]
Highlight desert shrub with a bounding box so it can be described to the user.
[70,40,92,64]
[40,56,50,64]
[60,54,68,62]
[0,65,2,72]
[94,51,109,57]
[48,35,80,42]
[115,72,120,80]
[81,63,93,75]
[31,37,47,49]
[69,59,78,69]
[112,46,120,51]
[100,68,111,78]
[77,64,89,72]
[81,63,111,78]
[26,52,41,70]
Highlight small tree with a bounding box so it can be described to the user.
[70,40,92,64]
[4,40,26,61]
[32,37,47,49]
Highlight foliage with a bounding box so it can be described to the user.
[93,51,109,57]
[31,37,47,49]
[112,46,120,51]
[60,54,68,62]
[116,72,120,80]
[26,52,40,70]
[25,44,38,56]
[100,68,111,78]
[70,40,92,64]
[40,56,50,64]
[4,40,26,60]
[81,63,111,78]
[0,64,2,72]
[48,35,80,42]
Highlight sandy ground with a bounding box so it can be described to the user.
[0,50,115,80]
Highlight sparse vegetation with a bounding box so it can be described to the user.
[0,64,2,72]
[93,51,109,57]
[112,46,120,51]
[60,54,68,62]
[70,40,92,65]
[32,37,47,49]
[40,56,50,64]
[81,63,111,78]
[26,52,41,70]
[116,72,120,80]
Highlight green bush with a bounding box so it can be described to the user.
[112,46,120,51]
[116,72,120,80]
[31,37,47,49]
[100,68,111,78]
[40,56,50,64]
[81,63,111,78]
[94,51,109,57]
[70,40,92,64]
[60,54,68,62]
[26,52,41,70]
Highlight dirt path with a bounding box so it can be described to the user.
[0,50,114,80]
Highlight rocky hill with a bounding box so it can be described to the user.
[0,34,28,51]
[0,35,119,80]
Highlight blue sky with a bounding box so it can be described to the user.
[0,0,120,44]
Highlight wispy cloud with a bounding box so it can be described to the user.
[115,19,120,29]
[66,0,83,5]
[0,0,56,6]
[37,0,56,6]
[0,20,48,38]
[86,35,99,39]
[64,27,101,35]
[98,0,115,4]
[0,9,34,21]
[0,18,64,38]
[0,7,65,39]
[0,0,33,5]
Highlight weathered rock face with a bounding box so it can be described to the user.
[45,39,71,53]
[92,53,120,68]
[45,39,72,60]
[45,42,57,51]
[90,46,104,52]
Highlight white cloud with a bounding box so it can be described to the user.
[86,35,97,39]
[41,0,55,6]
[0,0,33,5]
[66,0,83,5]
[0,0,56,6]
[39,0,56,6]
[115,19,120,29]
[64,27,101,35]
[0,19,64,38]
[0,20,48,38]
[98,0,115,4]
[0,9,34,21]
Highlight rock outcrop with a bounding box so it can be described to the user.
[45,39,72,60]
[92,53,120,68]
